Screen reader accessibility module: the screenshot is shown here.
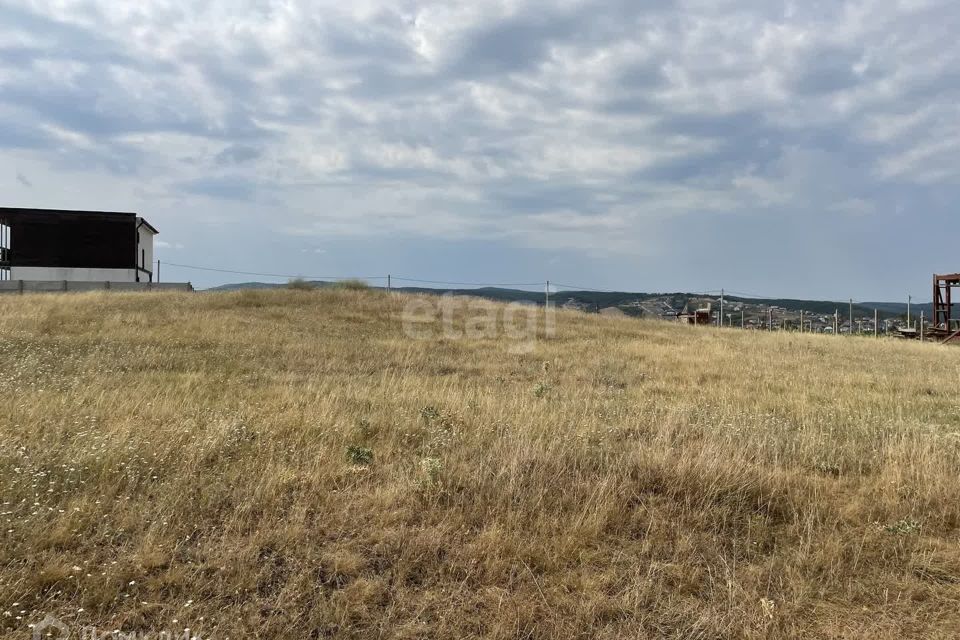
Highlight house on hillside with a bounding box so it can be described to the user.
[0,208,158,283]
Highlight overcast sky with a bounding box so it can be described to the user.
[1,0,957,299]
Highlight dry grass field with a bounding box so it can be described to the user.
[2,288,960,639]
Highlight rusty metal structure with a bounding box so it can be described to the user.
[678,302,712,326]
[933,274,960,343]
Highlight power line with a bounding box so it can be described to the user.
[162,262,387,281]
[164,263,544,289]
[160,262,884,311]
[724,289,863,305]
[392,276,543,287]
[552,282,619,293]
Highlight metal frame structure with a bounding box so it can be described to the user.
[933,274,960,343]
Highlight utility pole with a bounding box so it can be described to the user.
[834,310,839,335]
[720,289,724,328]
[388,274,392,292]
[908,295,912,329]
[156,259,160,283]
[921,311,925,342]
[849,299,854,336]
[800,310,804,333]
[768,308,772,331]
[545,280,550,309]
[741,309,744,329]
[874,309,879,338]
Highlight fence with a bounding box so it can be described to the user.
[0,281,193,294]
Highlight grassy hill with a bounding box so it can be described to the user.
[1,289,959,638]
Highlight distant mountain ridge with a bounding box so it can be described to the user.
[206,281,929,320]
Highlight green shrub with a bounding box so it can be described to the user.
[346,445,374,466]
[419,406,441,422]
[885,519,921,535]
[334,279,370,291]
[418,457,443,488]
[287,278,316,291]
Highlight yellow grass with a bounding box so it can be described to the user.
[1,289,960,639]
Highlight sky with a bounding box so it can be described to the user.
[0,0,957,300]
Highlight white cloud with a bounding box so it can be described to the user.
[0,0,958,296]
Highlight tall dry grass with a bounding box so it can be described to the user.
[1,288,959,639]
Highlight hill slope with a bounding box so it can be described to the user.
[1,289,959,639]
[207,281,924,320]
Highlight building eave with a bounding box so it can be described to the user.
[136,218,160,235]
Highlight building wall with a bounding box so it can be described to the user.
[0,281,193,294]
[6,211,136,269]
[10,267,139,282]
[136,223,155,282]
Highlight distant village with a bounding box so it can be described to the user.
[560,295,914,335]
